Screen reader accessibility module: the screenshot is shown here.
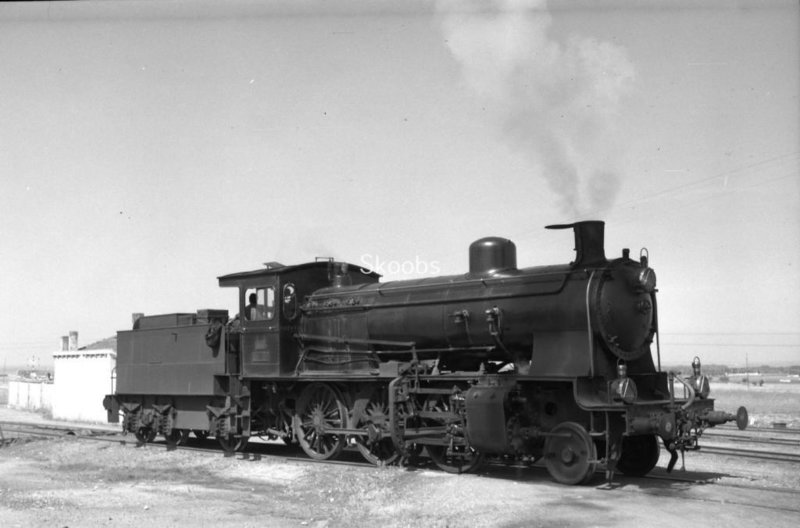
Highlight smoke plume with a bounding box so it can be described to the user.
[438,0,635,219]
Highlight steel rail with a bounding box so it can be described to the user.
[702,431,800,447]
[714,424,800,435]
[698,445,800,464]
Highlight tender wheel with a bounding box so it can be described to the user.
[193,430,209,441]
[352,388,399,466]
[616,434,660,477]
[164,429,190,446]
[218,434,248,453]
[294,383,347,460]
[544,422,597,485]
[135,427,156,444]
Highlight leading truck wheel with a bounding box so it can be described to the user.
[544,422,598,485]
[616,435,660,477]
[294,383,347,460]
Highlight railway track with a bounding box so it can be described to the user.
[4,420,800,485]
[0,420,379,470]
[697,445,800,464]
[715,423,800,435]
[0,420,119,444]
[706,424,800,443]
[703,432,800,447]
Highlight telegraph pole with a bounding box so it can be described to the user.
[746,352,750,390]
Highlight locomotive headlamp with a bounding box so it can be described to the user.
[694,376,711,399]
[611,363,638,404]
[691,357,711,399]
[638,267,656,292]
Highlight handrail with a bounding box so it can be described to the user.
[670,372,697,410]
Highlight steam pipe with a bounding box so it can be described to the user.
[653,292,661,371]
[585,271,596,378]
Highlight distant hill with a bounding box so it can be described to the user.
[662,364,800,376]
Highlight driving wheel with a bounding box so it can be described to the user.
[423,394,483,474]
[352,388,399,466]
[294,383,347,460]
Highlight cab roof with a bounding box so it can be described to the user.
[217,261,380,288]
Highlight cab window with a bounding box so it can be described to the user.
[244,287,275,321]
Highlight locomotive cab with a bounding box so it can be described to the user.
[217,261,380,378]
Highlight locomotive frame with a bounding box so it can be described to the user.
[104,221,747,484]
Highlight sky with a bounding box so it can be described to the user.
[1,0,798,370]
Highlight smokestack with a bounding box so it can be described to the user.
[68,331,78,351]
[60,336,69,351]
[546,221,606,267]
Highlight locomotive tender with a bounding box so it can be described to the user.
[104,221,747,484]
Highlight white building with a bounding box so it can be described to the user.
[51,332,116,423]
[7,378,52,412]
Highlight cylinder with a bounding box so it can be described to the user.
[68,331,78,351]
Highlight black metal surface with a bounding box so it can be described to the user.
[105,221,748,486]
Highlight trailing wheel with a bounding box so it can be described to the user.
[616,434,660,477]
[294,383,347,460]
[352,388,399,466]
[544,422,597,485]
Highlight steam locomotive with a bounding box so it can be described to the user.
[104,221,747,484]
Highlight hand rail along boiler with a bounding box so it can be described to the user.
[104,221,748,484]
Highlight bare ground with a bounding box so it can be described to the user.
[2,407,799,528]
